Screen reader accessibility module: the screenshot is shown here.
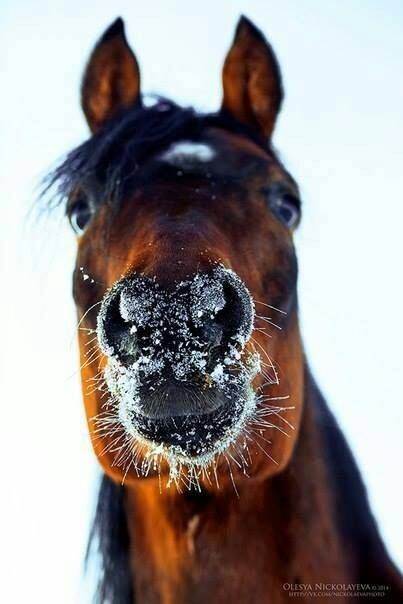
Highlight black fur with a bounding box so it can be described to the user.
[86,475,133,604]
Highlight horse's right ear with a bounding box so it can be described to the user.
[221,16,283,140]
[81,18,141,133]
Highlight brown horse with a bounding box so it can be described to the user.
[47,16,402,603]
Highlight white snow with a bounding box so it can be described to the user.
[79,266,95,284]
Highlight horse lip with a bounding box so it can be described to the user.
[131,396,237,455]
[102,333,261,457]
[135,381,227,420]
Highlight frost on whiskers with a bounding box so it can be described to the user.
[92,266,274,490]
[101,349,261,489]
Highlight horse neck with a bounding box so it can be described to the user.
[123,367,398,603]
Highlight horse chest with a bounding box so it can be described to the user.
[128,487,301,604]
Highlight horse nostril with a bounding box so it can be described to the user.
[216,279,254,343]
[216,283,244,335]
[97,268,254,369]
[97,276,164,364]
[190,269,254,349]
[97,287,140,363]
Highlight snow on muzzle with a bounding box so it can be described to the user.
[96,266,260,459]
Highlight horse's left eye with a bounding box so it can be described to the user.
[264,187,300,228]
[273,195,300,228]
[69,198,93,234]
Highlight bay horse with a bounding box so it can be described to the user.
[48,16,402,603]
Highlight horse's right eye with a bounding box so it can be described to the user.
[69,198,93,234]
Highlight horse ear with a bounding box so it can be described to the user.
[221,16,283,140]
[81,18,141,133]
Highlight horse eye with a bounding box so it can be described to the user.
[264,188,300,229]
[69,198,92,234]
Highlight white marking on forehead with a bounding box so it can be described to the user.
[159,141,216,166]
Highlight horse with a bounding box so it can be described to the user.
[46,15,402,603]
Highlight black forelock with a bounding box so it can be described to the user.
[43,97,269,208]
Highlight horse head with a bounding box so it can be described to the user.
[55,17,304,490]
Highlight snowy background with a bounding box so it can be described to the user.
[1,1,402,602]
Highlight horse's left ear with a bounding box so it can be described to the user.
[81,18,141,133]
[221,16,283,140]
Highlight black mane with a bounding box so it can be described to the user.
[87,475,133,604]
[44,98,267,208]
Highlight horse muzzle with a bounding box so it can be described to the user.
[96,266,260,458]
